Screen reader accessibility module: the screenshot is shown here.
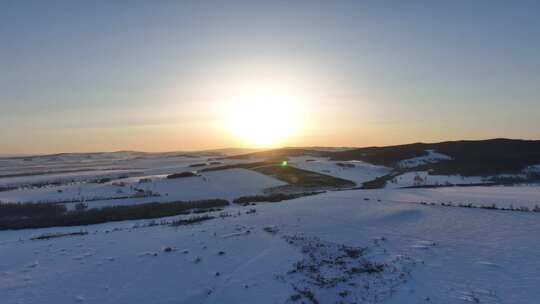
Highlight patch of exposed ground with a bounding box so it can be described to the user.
[275,235,414,304]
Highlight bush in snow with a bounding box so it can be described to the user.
[74,202,88,211]
[0,202,66,220]
[166,172,197,179]
[232,192,322,205]
[170,215,215,226]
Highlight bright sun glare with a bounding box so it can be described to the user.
[224,91,303,147]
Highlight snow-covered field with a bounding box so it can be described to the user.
[2,190,540,303]
[1,154,385,207]
[87,169,287,208]
[1,152,540,303]
[0,151,252,187]
[0,153,270,207]
[0,169,287,208]
[367,185,540,210]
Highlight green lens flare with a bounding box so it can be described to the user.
[281,160,288,167]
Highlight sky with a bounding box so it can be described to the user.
[1,0,539,154]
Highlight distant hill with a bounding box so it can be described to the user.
[0,148,260,161]
[231,139,540,177]
[192,148,261,157]
[227,148,324,160]
[329,139,540,176]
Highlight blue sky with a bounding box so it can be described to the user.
[1,1,539,153]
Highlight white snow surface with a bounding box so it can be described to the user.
[2,153,540,303]
[386,171,487,188]
[97,168,287,206]
[0,168,286,208]
[0,153,252,187]
[398,149,452,168]
[368,185,540,210]
[1,189,540,303]
[0,153,280,207]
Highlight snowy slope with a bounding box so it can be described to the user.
[1,189,540,303]
[386,171,487,188]
[103,168,288,205]
[397,149,451,168]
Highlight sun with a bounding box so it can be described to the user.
[224,91,303,147]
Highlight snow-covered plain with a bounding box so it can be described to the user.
[87,168,287,208]
[0,153,269,207]
[1,190,540,304]
[367,185,540,210]
[1,154,385,207]
[1,152,540,303]
[0,169,287,208]
[0,151,253,187]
